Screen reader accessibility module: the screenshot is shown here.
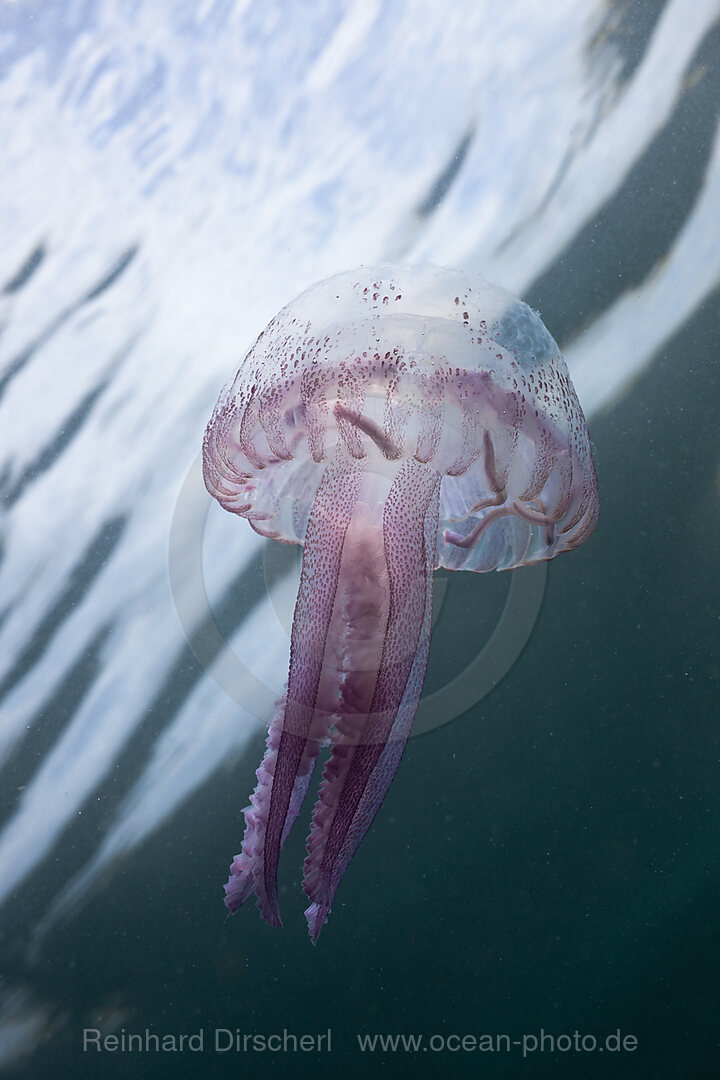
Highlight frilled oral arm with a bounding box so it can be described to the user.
[224,456,440,942]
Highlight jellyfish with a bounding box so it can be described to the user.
[203,263,598,942]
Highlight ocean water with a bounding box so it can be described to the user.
[0,1,719,1077]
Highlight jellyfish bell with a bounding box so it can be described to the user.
[203,263,598,941]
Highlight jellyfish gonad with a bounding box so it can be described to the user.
[202,263,598,942]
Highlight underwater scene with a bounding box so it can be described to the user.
[0,1,719,1077]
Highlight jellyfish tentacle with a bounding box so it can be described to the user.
[333,402,403,460]
[511,501,557,527]
[444,498,563,552]
[483,430,506,494]
[462,492,506,518]
[302,460,441,941]
[443,504,515,549]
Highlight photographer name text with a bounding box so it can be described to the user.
[83,1028,332,1053]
